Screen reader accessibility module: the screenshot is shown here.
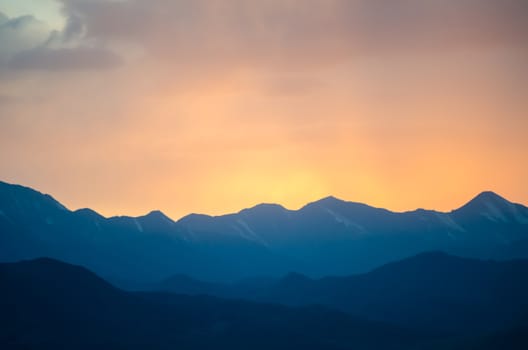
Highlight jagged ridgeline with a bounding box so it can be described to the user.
[1,180,528,285]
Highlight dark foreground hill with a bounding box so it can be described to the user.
[0,258,433,350]
[2,257,528,349]
[156,252,528,335]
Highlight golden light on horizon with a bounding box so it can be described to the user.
[0,1,527,219]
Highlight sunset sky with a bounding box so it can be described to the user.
[0,0,527,218]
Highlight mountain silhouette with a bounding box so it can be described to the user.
[3,255,527,349]
[0,257,433,350]
[263,252,528,334]
[1,180,528,284]
[155,252,528,334]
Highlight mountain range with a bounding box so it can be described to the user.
[1,180,528,285]
[2,180,528,348]
[2,254,527,349]
[0,257,427,350]
[155,252,528,334]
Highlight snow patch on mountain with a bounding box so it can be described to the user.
[482,200,509,222]
[436,213,465,232]
[233,219,268,246]
[323,208,367,234]
[134,219,144,232]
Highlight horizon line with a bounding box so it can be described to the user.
[1,180,523,222]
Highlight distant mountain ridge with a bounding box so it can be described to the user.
[258,252,528,334]
[1,180,528,284]
[1,257,430,350]
[2,254,527,349]
[155,252,528,334]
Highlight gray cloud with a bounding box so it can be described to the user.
[0,9,122,73]
[4,1,527,74]
[9,47,122,71]
[0,12,50,61]
[58,0,528,70]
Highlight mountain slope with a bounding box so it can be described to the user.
[154,252,528,334]
[0,181,296,284]
[254,253,528,334]
[1,180,528,283]
[178,191,528,276]
[0,258,431,350]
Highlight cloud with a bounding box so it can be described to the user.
[0,12,51,61]
[4,0,527,74]
[9,47,122,71]
[0,10,121,73]
[57,0,528,71]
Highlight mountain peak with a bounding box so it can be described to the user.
[0,180,69,213]
[319,195,344,203]
[145,210,170,219]
[240,203,288,216]
[452,191,528,224]
[74,208,105,220]
[302,195,345,209]
[142,210,175,224]
[471,191,508,204]
[458,191,513,211]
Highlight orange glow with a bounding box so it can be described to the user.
[0,2,527,218]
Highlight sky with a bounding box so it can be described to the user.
[0,0,527,219]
